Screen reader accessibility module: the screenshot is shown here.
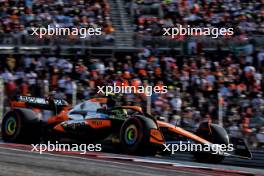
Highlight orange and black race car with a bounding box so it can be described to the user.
[1,95,252,163]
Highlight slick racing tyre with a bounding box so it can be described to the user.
[192,123,229,163]
[120,115,160,156]
[1,108,41,144]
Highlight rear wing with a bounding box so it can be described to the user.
[11,96,69,110]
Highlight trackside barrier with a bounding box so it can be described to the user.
[0,34,114,47]
[135,35,264,49]
[1,34,263,49]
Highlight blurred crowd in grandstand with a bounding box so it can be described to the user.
[127,0,264,37]
[0,0,115,40]
[1,46,264,147]
[0,0,264,148]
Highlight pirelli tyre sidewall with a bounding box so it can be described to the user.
[120,115,159,156]
[192,122,229,163]
[1,108,41,144]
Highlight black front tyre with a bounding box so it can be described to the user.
[192,123,229,163]
[120,116,159,156]
[1,109,41,144]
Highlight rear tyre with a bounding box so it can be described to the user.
[192,123,229,163]
[1,109,41,144]
[120,116,159,156]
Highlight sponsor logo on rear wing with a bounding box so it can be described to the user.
[17,96,68,106]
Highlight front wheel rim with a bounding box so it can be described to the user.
[124,125,138,145]
[5,117,17,136]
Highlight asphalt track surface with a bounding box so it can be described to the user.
[0,140,263,176]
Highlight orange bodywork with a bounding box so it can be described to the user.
[157,121,211,144]
[10,101,26,108]
[89,98,108,103]
[47,108,70,124]
[54,124,66,132]
[150,129,164,145]
[121,106,143,113]
[10,97,209,146]
[85,119,111,129]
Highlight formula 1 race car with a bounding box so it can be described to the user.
[1,96,252,163]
